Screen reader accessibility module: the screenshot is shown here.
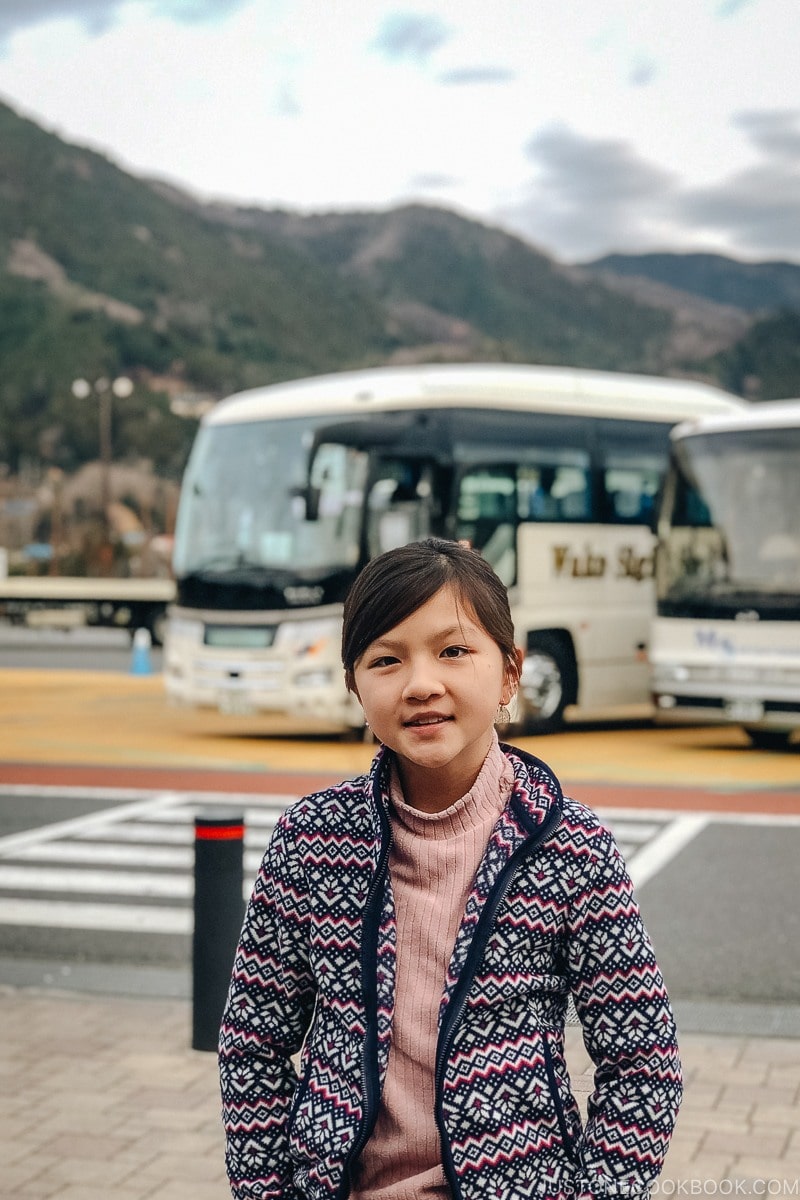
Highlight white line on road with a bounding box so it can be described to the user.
[0,864,192,898]
[0,863,258,900]
[76,820,278,846]
[0,792,187,857]
[140,804,290,826]
[627,814,710,889]
[604,820,663,844]
[0,897,190,934]
[14,841,265,874]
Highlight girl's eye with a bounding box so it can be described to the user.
[369,655,399,668]
[441,645,470,659]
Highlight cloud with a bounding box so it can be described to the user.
[677,167,800,258]
[154,0,250,24]
[274,82,301,119]
[734,109,800,160]
[628,55,657,87]
[0,0,119,42]
[676,111,800,258]
[438,66,516,86]
[372,12,451,64]
[409,171,459,189]
[506,111,800,262]
[505,124,677,259]
[716,0,757,16]
[0,0,248,44]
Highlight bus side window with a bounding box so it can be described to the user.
[519,463,591,521]
[455,467,517,586]
[603,459,661,524]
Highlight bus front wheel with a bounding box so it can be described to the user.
[743,727,793,751]
[514,633,576,735]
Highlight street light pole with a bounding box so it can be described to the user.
[71,375,134,571]
[95,377,112,526]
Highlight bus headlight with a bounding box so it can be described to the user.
[652,664,690,684]
[275,618,340,658]
[167,617,204,645]
[295,668,335,689]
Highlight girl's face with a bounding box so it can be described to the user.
[352,585,520,812]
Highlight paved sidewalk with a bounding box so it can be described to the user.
[1,985,798,1200]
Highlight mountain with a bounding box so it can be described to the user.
[583,251,800,400]
[202,203,750,374]
[3,93,800,489]
[0,99,398,475]
[585,251,800,315]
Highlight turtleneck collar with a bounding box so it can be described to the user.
[388,733,513,841]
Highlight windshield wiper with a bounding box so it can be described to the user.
[189,553,270,576]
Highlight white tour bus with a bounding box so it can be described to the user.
[651,399,800,750]
[164,363,743,734]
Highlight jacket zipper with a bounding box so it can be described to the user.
[433,799,563,1198]
[335,804,393,1200]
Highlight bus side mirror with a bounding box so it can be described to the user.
[291,485,321,521]
[650,479,667,534]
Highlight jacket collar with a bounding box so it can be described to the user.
[501,741,564,834]
[366,740,563,829]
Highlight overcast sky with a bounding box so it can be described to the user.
[0,0,797,263]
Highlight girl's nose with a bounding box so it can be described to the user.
[402,659,445,701]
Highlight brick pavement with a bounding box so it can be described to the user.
[1,985,798,1199]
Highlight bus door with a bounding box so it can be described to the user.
[365,456,439,556]
[303,416,441,561]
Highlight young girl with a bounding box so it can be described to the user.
[219,538,682,1200]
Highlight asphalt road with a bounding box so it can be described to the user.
[1,625,798,1019]
[0,779,798,1012]
[0,624,164,672]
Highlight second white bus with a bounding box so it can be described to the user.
[164,363,743,733]
[651,399,800,749]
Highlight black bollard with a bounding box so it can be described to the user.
[192,811,245,1052]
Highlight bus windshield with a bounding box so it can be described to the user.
[172,417,369,579]
[658,425,800,611]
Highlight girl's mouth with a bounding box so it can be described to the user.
[404,714,452,728]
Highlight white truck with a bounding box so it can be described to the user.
[0,575,175,644]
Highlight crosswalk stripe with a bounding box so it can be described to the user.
[141,802,294,825]
[0,863,262,900]
[0,792,186,855]
[604,820,663,844]
[0,864,194,898]
[13,842,266,874]
[0,791,720,938]
[0,896,191,934]
[75,821,278,846]
[16,842,194,868]
[626,814,710,889]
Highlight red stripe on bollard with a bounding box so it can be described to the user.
[195,825,244,841]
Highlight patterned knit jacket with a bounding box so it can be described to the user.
[219,744,682,1200]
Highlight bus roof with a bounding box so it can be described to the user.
[671,397,800,442]
[204,364,745,428]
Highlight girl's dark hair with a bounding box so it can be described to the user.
[342,538,518,691]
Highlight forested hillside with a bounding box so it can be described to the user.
[6,95,797,486]
[2,96,800,574]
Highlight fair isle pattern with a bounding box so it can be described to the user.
[219,746,682,1200]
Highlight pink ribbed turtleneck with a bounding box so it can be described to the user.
[350,735,513,1200]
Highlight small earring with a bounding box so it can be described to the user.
[495,703,510,725]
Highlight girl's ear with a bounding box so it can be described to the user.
[502,646,524,703]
